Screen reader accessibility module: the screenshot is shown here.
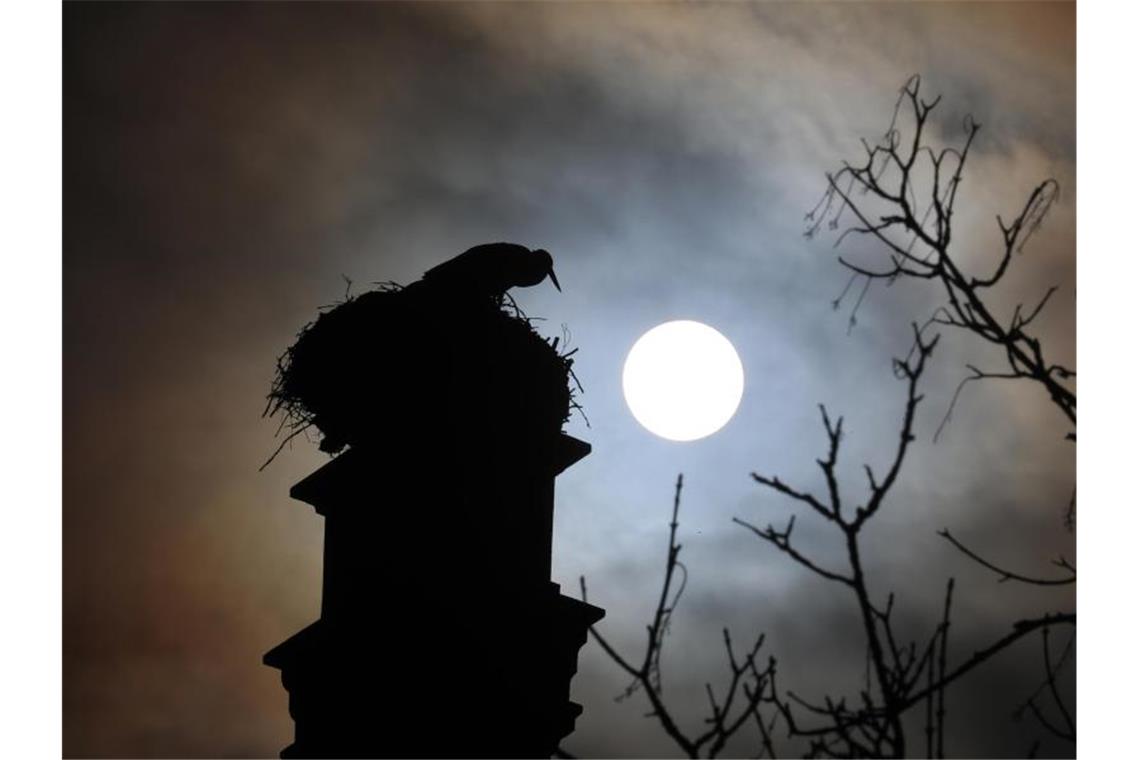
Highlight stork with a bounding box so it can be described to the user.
[420,242,561,298]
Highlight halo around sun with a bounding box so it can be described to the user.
[622,320,744,442]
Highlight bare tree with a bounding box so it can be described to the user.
[808,75,1074,440]
[804,76,1077,747]
[579,77,1075,758]
[735,326,1073,758]
[582,327,1073,758]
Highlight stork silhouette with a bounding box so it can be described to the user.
[421,242,561,298]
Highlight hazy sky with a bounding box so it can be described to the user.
[64,2,1075,757]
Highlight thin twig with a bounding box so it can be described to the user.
[939,530,1076,586]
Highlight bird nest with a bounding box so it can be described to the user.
[262,283,583,469]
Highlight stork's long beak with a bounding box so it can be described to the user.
[548,267,562,292]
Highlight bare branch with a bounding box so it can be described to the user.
[939,530,1076,586]
[933,364,1021,443]
[936,579,954,758]
[733,515,855,586]
[583,476,777,758]
[809,76,1075,435]
[851,325,937,530]
[899,613,1076,712]
[750,473,835,524]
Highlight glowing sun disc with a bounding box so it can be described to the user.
[622,320,744,441]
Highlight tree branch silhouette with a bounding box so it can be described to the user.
[582,76,1074,758]
[795,74,1076,753]
[937,529,1075,586]
[735,330,1075,758]
[580,475,778,758]
[734,328,947,758]
[808,75,1075,437]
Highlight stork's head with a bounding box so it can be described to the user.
[532,248,561,292]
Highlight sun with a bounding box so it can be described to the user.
[622,320,744,442]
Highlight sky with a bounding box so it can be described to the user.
[63,2,1075,757]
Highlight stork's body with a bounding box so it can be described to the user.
[421,242,561,298]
